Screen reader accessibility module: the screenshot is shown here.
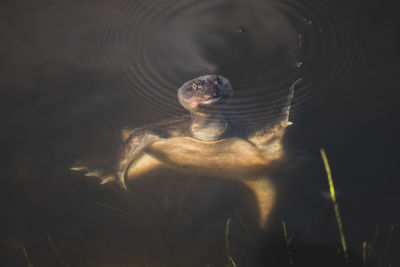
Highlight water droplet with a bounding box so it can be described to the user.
[236,27,246,33]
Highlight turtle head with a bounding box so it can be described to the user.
[177,75,233,113]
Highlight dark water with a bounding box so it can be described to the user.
[1,0,399,266]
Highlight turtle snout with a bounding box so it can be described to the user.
[215,75,233,99]
[200,75,232,105]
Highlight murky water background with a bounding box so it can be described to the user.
[1,0,399,266]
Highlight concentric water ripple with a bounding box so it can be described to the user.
[88,0,364,125]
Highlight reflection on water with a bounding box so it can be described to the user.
[1,0,399,266]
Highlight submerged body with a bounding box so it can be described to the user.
[73,75,300,228]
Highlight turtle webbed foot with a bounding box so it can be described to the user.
[70,166,117,185]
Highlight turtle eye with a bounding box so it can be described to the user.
[192,83,197,90]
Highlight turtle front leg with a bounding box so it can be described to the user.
[116,130,160,189]
[248,78,301,149]
[71,130,160,190]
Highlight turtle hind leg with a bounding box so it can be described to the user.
[243,178,276,229]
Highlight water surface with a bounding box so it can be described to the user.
[1,0,399,266]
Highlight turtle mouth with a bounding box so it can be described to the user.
[200,95,228,105]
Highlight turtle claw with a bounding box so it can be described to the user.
[100,176,117,184]
[85,171,116,185]
[84,171,102,177]
[70,166,88,171]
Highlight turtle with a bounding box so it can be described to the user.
[72,74,301,228]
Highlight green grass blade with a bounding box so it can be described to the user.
[320,148,348,259]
